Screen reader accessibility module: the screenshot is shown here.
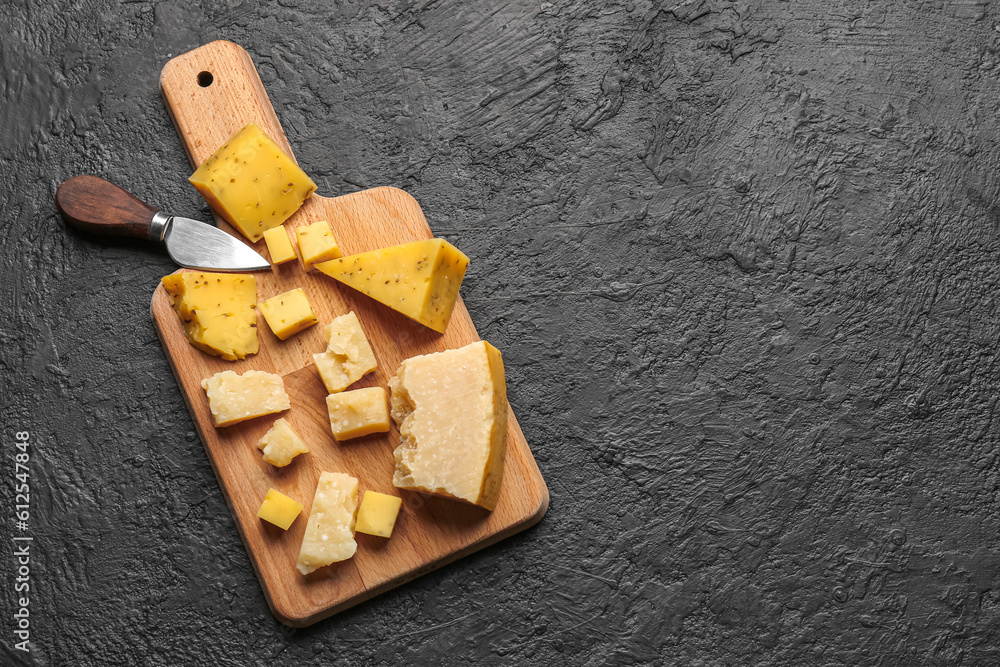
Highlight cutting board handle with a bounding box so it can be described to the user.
[160,41,328,237]
[160,40,303,174]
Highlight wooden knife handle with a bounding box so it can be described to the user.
[56,175,159,239]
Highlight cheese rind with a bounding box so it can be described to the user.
[256,418,309,467]
[355,491,402,538]
[296,220,342,270]
[257,488,303,530]
[263,225,297,265]
[312,311,377,393]
[315,239,469,333]
[389,341,508,509]
[258,288,318,340]
[188,124,316,242]
[201,370,291,427]
[161,272,258,361]
[326,387,390,440]
[297,472,359,574]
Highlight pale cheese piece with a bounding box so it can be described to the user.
[256,418,309,467]
[312,311,377,393]
[389,341,508,510]
[201,370,290,427]
[297,472,359,574]
[326,387,390,440]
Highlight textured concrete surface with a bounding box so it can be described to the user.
[2,0,1000,664]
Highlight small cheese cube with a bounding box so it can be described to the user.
[161,272,257,360]
[312,311,378,393]
[258,288,318,340]
[201,370,290,427]
[257,488,303,530]
[188,124,317,242]
[297,472,359,574]
[355,491,402,538]
[390,341,507,509]
[296,220,342,270]
[326,387,390,440]
[315,238,468,333]
[263,225,297,265]
[256,418,309,467]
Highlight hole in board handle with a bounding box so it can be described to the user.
[197,71,214,87]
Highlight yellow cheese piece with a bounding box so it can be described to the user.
[326,387,390,440]
[355,491,402,538]
[188,124,317,242]
[258,288,318,340]
[389,341,507,509]
[315,239,469,333]
[312,311,377,393]
[262,225,297,264]
[257,488,303,530]
[161,272,258,361]
[297,472,359,574]
[256,418,309,467]
[201,370,290,427]
[296,220,342,270]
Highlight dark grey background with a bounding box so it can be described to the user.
[2,0,999,665]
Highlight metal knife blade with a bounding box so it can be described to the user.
[158,213,271,272]
[54,176,272,273]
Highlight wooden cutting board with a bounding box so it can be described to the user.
[152,40,548,627]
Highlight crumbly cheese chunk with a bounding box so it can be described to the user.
[326,387,390,440]
[201,370,290,427]
[297,472,359,574]
[161,272,257,361]
[389,341,508,509]
[256,418,309,467]
[312,311,377,393]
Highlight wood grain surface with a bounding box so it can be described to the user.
[152,40,548,626]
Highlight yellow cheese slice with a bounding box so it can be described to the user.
[297,472,359,575]
[257,488,303,530]
[355,491,402,538]
[296,220,342,270]
[201,370,290,427]
[258,288,318,340]
[262,225,297,264]
[188,124,317,242]
[315,239,469,333]
[389,341,507,509]
[161,272,258,361]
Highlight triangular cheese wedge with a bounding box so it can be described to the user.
[315,239,469,333]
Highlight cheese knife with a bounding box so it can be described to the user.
[55,175,271,272]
